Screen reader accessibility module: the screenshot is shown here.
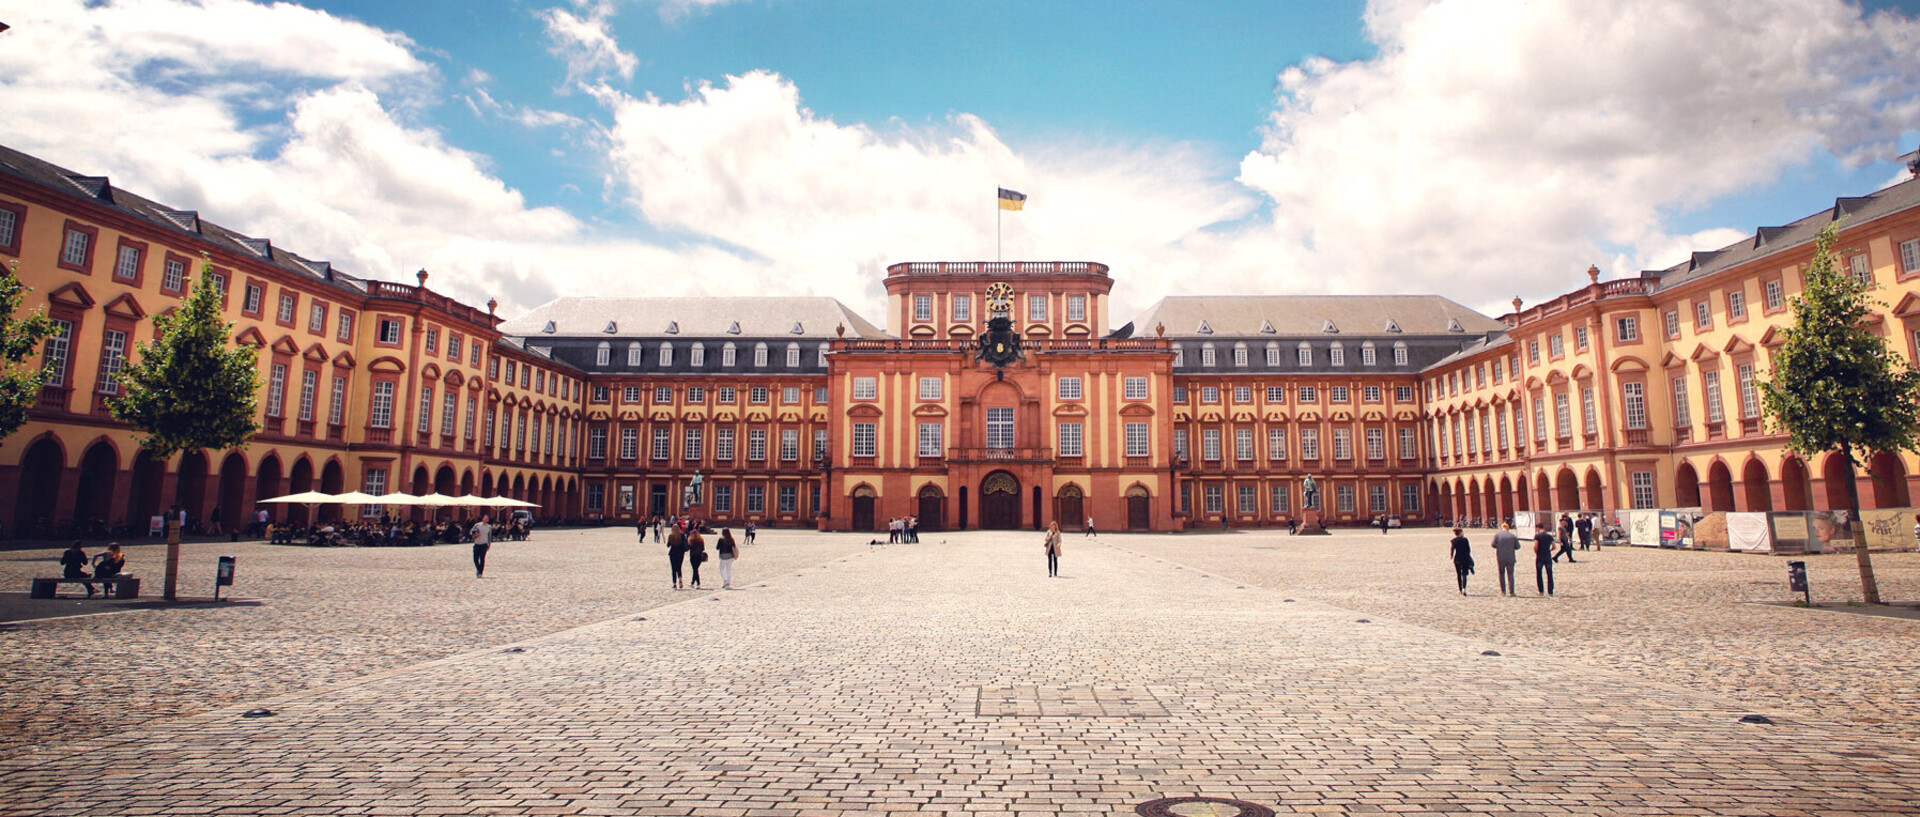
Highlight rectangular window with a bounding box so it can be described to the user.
[853,377,877,400]
[1631,472,1656,509]
[1228,385,1248,403]
[1554,392,1571,437]
[1173,385,1188,403]
[687,386,706,404]
[778,484,798,514]
[1300,428,1319,460]
[919,422,943,457]
[1548,333,1564,358]
[1402,483,1421,512]
[852,423,877,457]
[1125,376,1148,400]
[465,397,477,440]
[1533,396,1546,442]
[1336,484,1355,513]
[298,370,317,421]
[1764,279,1785,311]
[415,387,434,435]
[1703,370,1724,423]
[0,205,17,253]
[336,310,354,343]
[1330,346,1345,366]
[484,407,497,447]
[952,294,971,322]
[1582,387,1597,435]
[60,224,93,269]
[987,407,1015,449]
[814,429,829,462]
[1330,386,1349,403]
[1738,363,1759,419]
[782,386,800,404]
[654,386,672,403]
[815,386,828,403]
[1395,385,1412,402]
[780,429,799,461]
[1611,315,1638,342]
[919,376,943,401]
[1058,376,1082,400]
[1173,428,1189,459]
[717,386,735,404]
[913,294,933,322]
[329,375,347,426]
[1574,326,1589,351]
[1200,386,1220,404]
[303,302,325,335]
[586,427,606,459]
[362,469,387,518]
[113,243,142,281]
[277,293,298,324]
[1900,238,1920,276]
[378,319,402,345]
[441,392,457,438]
[1849,253,1873,285]
[1527,340,1540,364]
[369,381,394,428]
[1201,428,1222,461]
[1361,345,1377,366]
[1363,385,1381,403]
[1028,294,1048,322]
[1271,483,1291,514]
[241,284,263,316]
[1233,427,1253,460]
[1058,422,1084,457]
[1398,427,1417,459]
[619,427,639,460]
[1672,377,1691,427]
[1298,345,1312,366]
[1695,300,1712,329]
[1298,386,1316,403]
[90,328,127,395]
[714,428,734,461]
[1201,346,1217,367]
[748,428,768,461]
[1263,386,1284,403]
[1233,345,1248,367]
[1204,484,1223,514]
[1267,428,1287,460]
[1366,427,1384,460]
[1368,484,1387,513]
[1333,428,1352,460]
[162,257,186,293]
[1067,295,1086,322]
[1394,345,1408,366]
[586,484,606,513]
[685,427,705,461]
[1728,289,1747,319]
[751,386,768,404]
[1125,422,1149,457]
[746,485,766,514]
[1236,484,1257,515]
[1623,382,1647,429]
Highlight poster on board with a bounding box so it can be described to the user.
[1628,510,1661,546]
[1512,511,1537,539]
[1857,508,1914,552]
[1725,512,1773,552]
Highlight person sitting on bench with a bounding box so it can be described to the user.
[60,541,94,597]
[92,544,126,584]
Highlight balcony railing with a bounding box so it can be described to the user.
[946,446,1053,463]
[836,337,1165,354]
[888,261,1109,277]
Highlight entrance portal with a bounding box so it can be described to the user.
[1127,486,1151,530]
[851,486,877,531]
[980,472,1021,530]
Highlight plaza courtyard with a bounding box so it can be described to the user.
[1,527,1918,815]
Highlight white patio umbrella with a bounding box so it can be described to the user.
[257,490,339,505]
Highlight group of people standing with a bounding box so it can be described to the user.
[1450,516,1594,597]
[886,516,920,543]
[656,518,741,590]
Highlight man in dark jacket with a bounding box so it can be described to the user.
[1533,526,1557,596]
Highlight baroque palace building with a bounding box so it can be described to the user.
[2,141,1919,535]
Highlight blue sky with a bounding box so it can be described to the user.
[2,0,1918,321]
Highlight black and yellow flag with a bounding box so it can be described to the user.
[997,187,1027,211]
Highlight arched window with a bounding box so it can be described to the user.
[658,342,673,367]
[1361,342,1376,366]
[1393,342,1408,366]
[722,342,737,366]
[689,343,705,367]
[1297,342,1312,367]
[1201,343,1217,367]
[786,343,801,367]
[1265,342,1280,367]
[754,342,768,367]
[1233,342,1248,367]
[627,342,642,366]
[817,343,829,366]
[1329,342,1345,366]
[595,341,610,366]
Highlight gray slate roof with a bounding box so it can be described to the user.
[1130,295,1506,339]
[499,297,888,340]
[1653,174,1920,288]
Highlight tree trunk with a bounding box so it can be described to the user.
[164,518,180,601]
[1839,444,1882,604]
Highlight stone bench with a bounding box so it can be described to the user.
[29,576,141,599]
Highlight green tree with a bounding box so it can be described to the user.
[109,253,260,599]
[1759,221,1920,604]
[0,261,58,446]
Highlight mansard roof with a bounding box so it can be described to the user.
[1651,173,1920,289]
[498,296,888,340]
[1131,295,1505,339]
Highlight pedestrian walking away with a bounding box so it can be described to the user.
[1533,525,1557,596]
[1449,528,1474,595]
[469,515,494,577]
[1043,521,1062,577]
[716,527,739,589]
[667,525,688,589]
[1576,514,1594,550]
[687,526,708,589]
[1489,523,1521,596]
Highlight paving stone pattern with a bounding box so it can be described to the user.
[1,529,1917,815]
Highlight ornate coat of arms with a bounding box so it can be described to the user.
[975,281,1024,373]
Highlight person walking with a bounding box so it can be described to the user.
[469,515,494,578]
[1576,514,1594,551]
[1554,514,1578,563]
[745,521,756,545]
[687,526,708,589]
[60,541,94,597]
[1533,525,1557,596]
[1085,516,1096,537]
[1449,528,1474,595]
[1490,523,1521,597]
[1043,521,1062,577]
[667,524,688,589]
[716,528,739,589]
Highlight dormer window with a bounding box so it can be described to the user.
[659,342,674,366]
[627,342,642,366]
[1297,343,1312,367]
[1361,342,1377,366]
[817,343,829,366]
[1233,342,1248,367]
[786,343,801,367]
[754,342,768,367]
[595,342,610,366]
[1329,342,1345,366]
[722,342,737,366]
[1172,344,1184,367]
[1201,343,1217,367]
[1393,342,1408,366]
[1265,342,1280,366]
[690,344,705,367]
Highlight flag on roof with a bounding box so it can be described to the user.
[997,187,1027,211]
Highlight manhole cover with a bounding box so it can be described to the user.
[1136,797,1274,817]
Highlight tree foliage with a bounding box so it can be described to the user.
[1759,221,1920,462]
[108,254,261,457]
[0,260,58,447]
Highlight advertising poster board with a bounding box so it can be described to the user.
[1770,512,1811,553]
[1628,510,1660,546]
[1809,510,1852,553]
[1725,512,1773,552]
[1660,511,1679,547]
[1691,512,1728,550]
[1857,508,1914,551]
[1512,511,1537,539]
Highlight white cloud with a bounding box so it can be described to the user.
[539,1,638,86]
[599,70,1255,316]
[1236,0,1920,314]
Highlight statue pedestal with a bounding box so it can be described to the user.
[1298,508,1331,535]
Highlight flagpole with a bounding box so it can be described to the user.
[997,197,1002,262]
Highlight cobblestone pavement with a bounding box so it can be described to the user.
[0,528,869,760]
[2,528,1918,815]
